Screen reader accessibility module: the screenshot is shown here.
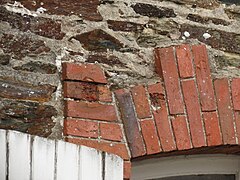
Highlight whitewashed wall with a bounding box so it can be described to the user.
[0,130,123,180]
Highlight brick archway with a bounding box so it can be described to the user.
[63,44,240,179]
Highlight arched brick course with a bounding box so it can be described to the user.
[63,44,240,179]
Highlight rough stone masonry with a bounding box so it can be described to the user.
[0,0,240,140]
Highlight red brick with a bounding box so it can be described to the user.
[65,101,117,121]
[148,83,164,95]
[115,89,146,158]
[153,102,176,152]
[232,78,240,110]
[124,161,131,180]
[214,78,236,144]
[155,47,184,115]
[192,45,216,111]
[203,111,222,146]
[67,138,130,160]
[181,80,206,148]
[131,85,151,119]
[140,119,161,155]
[234,111,240,144]
[98,86,112,102]
[64,119,98,138]
[62,63,107,84]
[100,123,123,142]
[172,116,192,150]
[176,44,194,78]
[63,81,98,101]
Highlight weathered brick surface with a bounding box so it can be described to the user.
[172,116,192,150]
[115,89,146,157]
[140,119,161,154]
[147,82,176,151]
[214,78,236,144]
[62,63,107,84]
[67,138,130,160]
[148,83,164,95]
[63,81,98,101]
[192,44,216,111]
[155,47,184,115]
[176,44,194,78]
[131,85,151,119]
[232,78,240,110]
[64,119,98,138]
[0,78,56,102]
[182,79,206,148]
[99,123,123,142]
[98,86,112,102]
[65,101,117,121]
[203,111,222,146]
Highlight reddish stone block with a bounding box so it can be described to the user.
[140,119,161,155]
[154,47,184,115]
[63,81,98,101]
[232,78,240,110]
[0,7,65,40]
[99,123,123,142]
[98,86,112,102]
[67,138,130,160]
[234,111,240,145]
[0,34,50,59]
[181,79,206,148]
[131,85,151,119]
[115,89,146,158]
[107,20,144,32]
[176,44,194,78]
[62,63,107,84]
[214,78,236,144]
[64,119,98,138]
[124,161,131,180]
[192,44,216,111]
[203,111,222,146]
[65,101,117,121]
[10,0,103,21]
[171,116,192,150]
[0,78,56,102]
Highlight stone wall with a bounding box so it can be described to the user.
[0,0,239,144]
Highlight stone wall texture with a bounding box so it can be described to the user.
[0,0,240,179]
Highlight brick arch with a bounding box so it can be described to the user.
[62,44,240,179]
